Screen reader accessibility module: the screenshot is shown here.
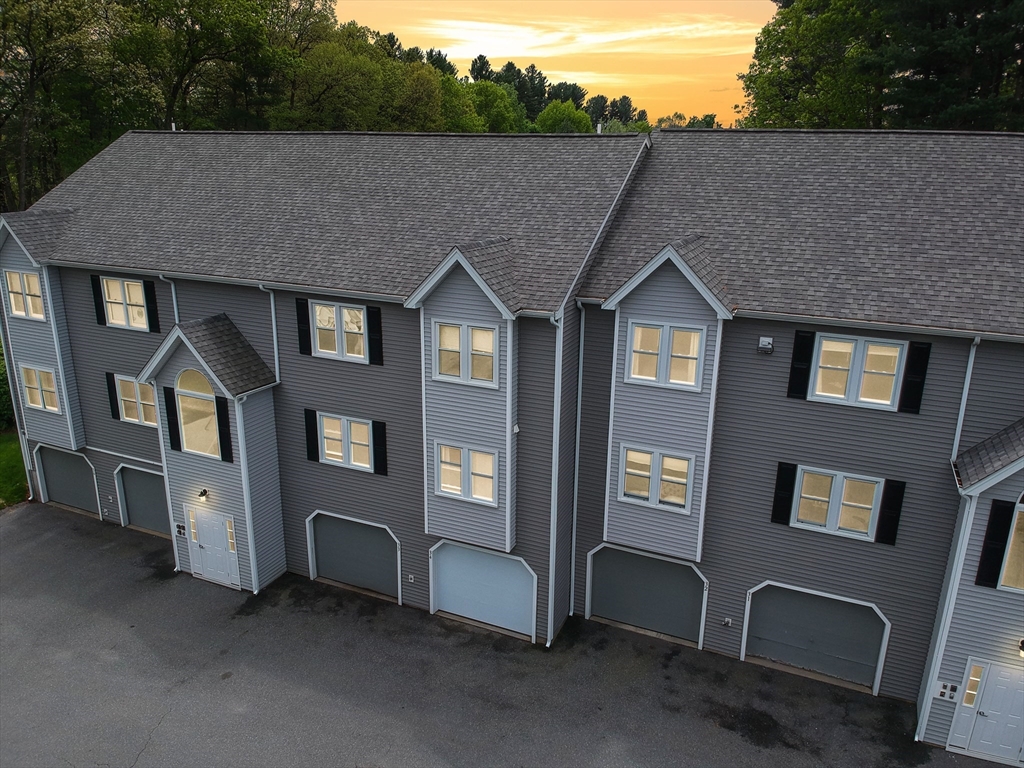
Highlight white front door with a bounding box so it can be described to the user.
[950,659,1024,762]
[185,505,240,588]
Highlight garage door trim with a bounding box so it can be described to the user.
[740,580,892,695]
[113,463,170,530]
[305,510,403,605]
[33,443,101,519]
[585,542,710,649]
[428,539,538,643]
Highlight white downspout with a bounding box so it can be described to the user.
[951,337,981,463]
[258,284,280,382]
[158,274,179,324]
[546,310,563,646]
[235,393,260,593]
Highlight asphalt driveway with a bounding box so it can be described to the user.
[0,503,986,768]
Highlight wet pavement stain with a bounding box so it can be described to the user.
[871,700,934,767]
[139,548,177,582]
[706,701,814,752]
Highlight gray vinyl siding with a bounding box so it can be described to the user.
[57,267,170,465]
[157,343,251,590]
[422,265,511,551]
[273,293,432,608]
[926,470,1024,744]
[84,447,165,526]
[45,268,86,447]
[958,341,1024,451]
[240,388,287,590]
[573,306,614,614]
[551,302,580,636]
[699,318,970,701]
[176,280,275,372]
[606,263,718,562]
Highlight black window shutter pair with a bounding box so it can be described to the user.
[295,297,383,364]
[163,386,232,462]
[303,408,388,475]
[105,373,121,419]
[770,462,906,545]
[976,500,1016,588]
[786,330,931,413]
[90,275,160,333]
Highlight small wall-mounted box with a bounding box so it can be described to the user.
[933,680,958,701]
[757,337,774,354]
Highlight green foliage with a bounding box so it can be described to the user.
[0,431,26,508]
[439,76,485,132]
[547,82,587,111]
[535,100,593,133]
[0,346,12,431]
[584,95,609,127]
[601,119,652,134]
[655,112,722,129]
[468,81,519,133]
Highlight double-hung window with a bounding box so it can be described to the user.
[791,465,883,539]
[21,366,58,412]
[434,322,496,385]
[998,504,1024,592]
[176,369,220,457]
[620,446,693,511]
[318,412,373,471]
[5,271,44,319]
[312,302,367,362]
[626,322,704,390]
[116,376,156,426]
[810,335,906,409]
[102,277,148,330]
[436,444,497,504]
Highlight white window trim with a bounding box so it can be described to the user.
[4,270,45,321]
[996,504,1024,593]
[431,319,500,389]
[790,464,884,541]
[101,276,149,332]
[433,440,499,507]
[617,443,695,514]
[310,301,369,364]
[176,372,220,459]
[19,364,60,413]
[808,333,907,411]
[317,411,374,473]
[623,320,705,392]
[114,375,157,427]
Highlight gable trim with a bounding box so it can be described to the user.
[404,248,515,319]
[137,327,232,398]
[602,243,733,319]
[958,458,1024,497]
[0,219,41,267]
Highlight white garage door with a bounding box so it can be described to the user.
[431,542,535,641]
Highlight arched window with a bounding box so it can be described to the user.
[176,369,220,457]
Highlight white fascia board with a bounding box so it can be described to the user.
[602,244,733,320]
[404,248,514,320]
[959,458,1024,496]
[0,220,40,267]
[136,328,232,398]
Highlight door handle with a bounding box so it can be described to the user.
[198,544,205,549]
[978,711,987,717]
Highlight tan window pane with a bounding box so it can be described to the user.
[39,370,55,391]
[625,450,652,475]
[438,324,461,350]
[106,301,127,326]
[631,351,658,379]
[633,325,660,353]
[23,272,40,296]
[859,372,895,404]
[141,404,157,424]
[801,472,833,500]
[471,353,493,381]
[129,304,148,328]
[351,443,370,467]
[226,518,236,552]
[315,304,336,329]
[350,421,369,445]
[797,497,829,525]
[9,291,25,315]
[838,504,871,532]
[138,383,155,406]
[125,281,144,305]
[345,331,364,358]
[471,451,493,476]
[661,456,689,483]
[843,478,877,507]
[1000,512,1024,590]
[963,665,984,707]
[820,339,853,368]
[660,480,686,506]
[317,328,337,353]
[178,394,219,456]
[864,344,899,375]
[624,473,650,499]
[440,464,461,494]
[324,438,344,462]
[471,328,494,354]
[42,390,58,410]
[471,475,494,501]
[118,379,137,400]
[25,386,42,408]
[343,308,363,332]
[439,350,461,377]
[23,367,38,388]
[177,369,214,395]
[321,417,342,441]
[816,368,849,397]
[440,445,461,465]
[671,329,700,357]
[669,357,697,385]
[28,295,44,317]
[5,271,21,293]
[103,278,122,302]
[122,398,140,422]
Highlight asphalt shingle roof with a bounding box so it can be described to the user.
[954,418,1024,490]
[2,207,76,263]
[456,236,520,314]
[175,313,276,396]
[26,131,647,314]
[581,130,1024,337]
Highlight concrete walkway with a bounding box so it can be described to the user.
[0,503,986,767]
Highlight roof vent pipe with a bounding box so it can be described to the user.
[596,123,602,134]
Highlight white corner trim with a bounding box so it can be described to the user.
[547,311,564,646]
[305,509,403,606]
[152,381,181,572]
[602,243,733,320]
[235,397,260,594]
[32,442,102,521]
[405,248,514,320]
[112,462,164,528]
[602,307,620,542]
[40,269,77,445]
[420,307,430,536]
[505,318,514,552]
[696,316,724,562]
[570,303,586,615]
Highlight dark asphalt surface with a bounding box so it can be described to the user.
[0,502,987,767]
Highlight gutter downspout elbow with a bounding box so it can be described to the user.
[258,284,281,383]
[158,275,180,324]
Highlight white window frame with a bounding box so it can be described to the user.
[114,375,157,427]
[101,276,149,331]
[316,411,374,473]
[996,504,1024,593]
[310,301,368,364]
[808,333,907,411]
[433,441,499,507]
[20,364,60,413]
[624,320,705,392]
[790,465,884,541]
[431,320,499,389]
[4,270,45,321]
[176,369,220,459]
[617,443,696,514]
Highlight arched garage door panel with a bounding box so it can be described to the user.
[121,469,170,535]
[312,515,398,599]
[746,586,885,688]
[38,448,98,514]
[590,547,704,642]
[432,544,533,638]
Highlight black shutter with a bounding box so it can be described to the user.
[90,275,107,325]
[976,499,1015,588]
[105,373,121,419]
[304,409,320,461]
[215,396,233,463]
[771,462,798,524]
[898,342,932,414]
[875,480,906,545]
[164,387,181,451]
[372,421,388,475]
[143,280,160,333]
[296,297,312,356]
[367,306,384,365]
[787,331,816,399]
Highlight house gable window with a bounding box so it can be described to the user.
[317,412,373,472]
[619,445,694,512]
[5,271,44,320]
[102,277,149,330]
[312,302,367,362]
[791,465,883,540]
[998,504,1024,592]
[176,369,220,457]
[809,334,907,410]
[115,376,156,426]
[433,321,497,386]
[21,365,58,412]
[625,321,704,390]
[435,443,497,504]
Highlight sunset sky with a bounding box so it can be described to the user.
[339,1,778,124]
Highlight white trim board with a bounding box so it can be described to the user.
[112,462,165,529]
[32,442,102,521]
[405,249,514,320]
[304,509,403,606]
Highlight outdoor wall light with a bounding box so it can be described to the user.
[198,488,209,500]
[1019,638,1023,658]
[757,337,774,354]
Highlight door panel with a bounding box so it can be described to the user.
[312,515,398,598]
[120,469,170,534]
[967,663,1024,760]
[38,448,98,514]
[185,505,240,587]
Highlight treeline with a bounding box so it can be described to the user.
[1,0,678,211]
